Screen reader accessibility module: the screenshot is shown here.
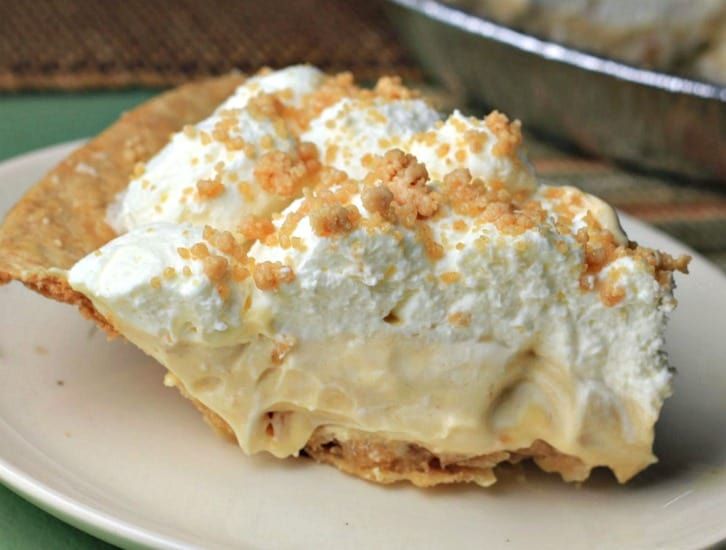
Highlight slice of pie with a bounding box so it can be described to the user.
[0,65,689,487]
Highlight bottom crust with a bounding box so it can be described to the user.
[167,373,591,487]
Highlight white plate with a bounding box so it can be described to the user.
[1,142,725,550]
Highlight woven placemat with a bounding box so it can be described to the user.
[0,0,418,90]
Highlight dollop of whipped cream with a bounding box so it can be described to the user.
[111,65,328,233]
[71,222,255,345]
[68,66,689,482]
[302,97,441,178]
[216,64,326,112]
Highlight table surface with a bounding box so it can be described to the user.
[0,88,724,549]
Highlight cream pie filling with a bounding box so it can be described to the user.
[67,66,688,485]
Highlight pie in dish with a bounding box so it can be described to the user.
[450,0,726,84]
[0,65,690,487]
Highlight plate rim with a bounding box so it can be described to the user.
[0,140,724,549]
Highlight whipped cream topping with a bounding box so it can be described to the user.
[71,223,255,344]
[68,66,688,483]
[111,65,327,233]
[113,109,297,233]
[216,65,326,112]
[409,110,536,192]
[302,97,441,178]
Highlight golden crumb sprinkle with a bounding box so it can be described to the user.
[448,311,472,327]
[150,276,161,289]
[202,254,228,282]
[202,225,246,262]
[597,269,626,307]
[573,216,691,304]
[291,72,358,131]
[254,142,320,198]
[452,219,469,232]
[484,111,522,158]
[190,242,210,259]
[196,177,225,200]
[239,215,275,242]
[177,247,191,259]
[232,263,250,282]
[237,181,255,201]
[361,184,394,220]
[318,165,350,189]
[466,129,488,153]
[417,222,444,261]
[309,203,361,237]
[216,282,230,300]
[253,261,295,291]
[373,75,418,100]
[260,135,275,149]
[442,168,541,236]
[163,267,177,279]
[247,93,285,121]
[211,112,247,152]
[371,149,440,227]
[440,272,461,284]
[182,265,193,277]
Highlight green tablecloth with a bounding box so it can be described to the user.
[0,89,156,549]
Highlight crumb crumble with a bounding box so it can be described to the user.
[310,203,361,237]
[484,111,523,158]
[253,261,295,291]
[239,215,275,242]
[254,142,321,198]
[448,312,472,327]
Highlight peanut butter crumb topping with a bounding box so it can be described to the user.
[440,272,461,284]
[448,311,472,327]
[253,261,295,291]
[190,242,210,259]
[212,110,254,153]
[370,149,441,228]
[203,254,228,282]
[203,224,248,260]
[417,222,444,261]
[239,215,275,242]
[372,76,419,100]
[442,168,542,236]
[575,218,690,297]
[282,72,359,133]
[254,142,321,198]
[247,93,286,122]
[484,111,523,158]
[196,177,225,200]
[310,203,361,237]
[361,185,394,221]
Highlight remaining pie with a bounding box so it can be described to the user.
[450,0,726,84]
[0,65,690,487]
